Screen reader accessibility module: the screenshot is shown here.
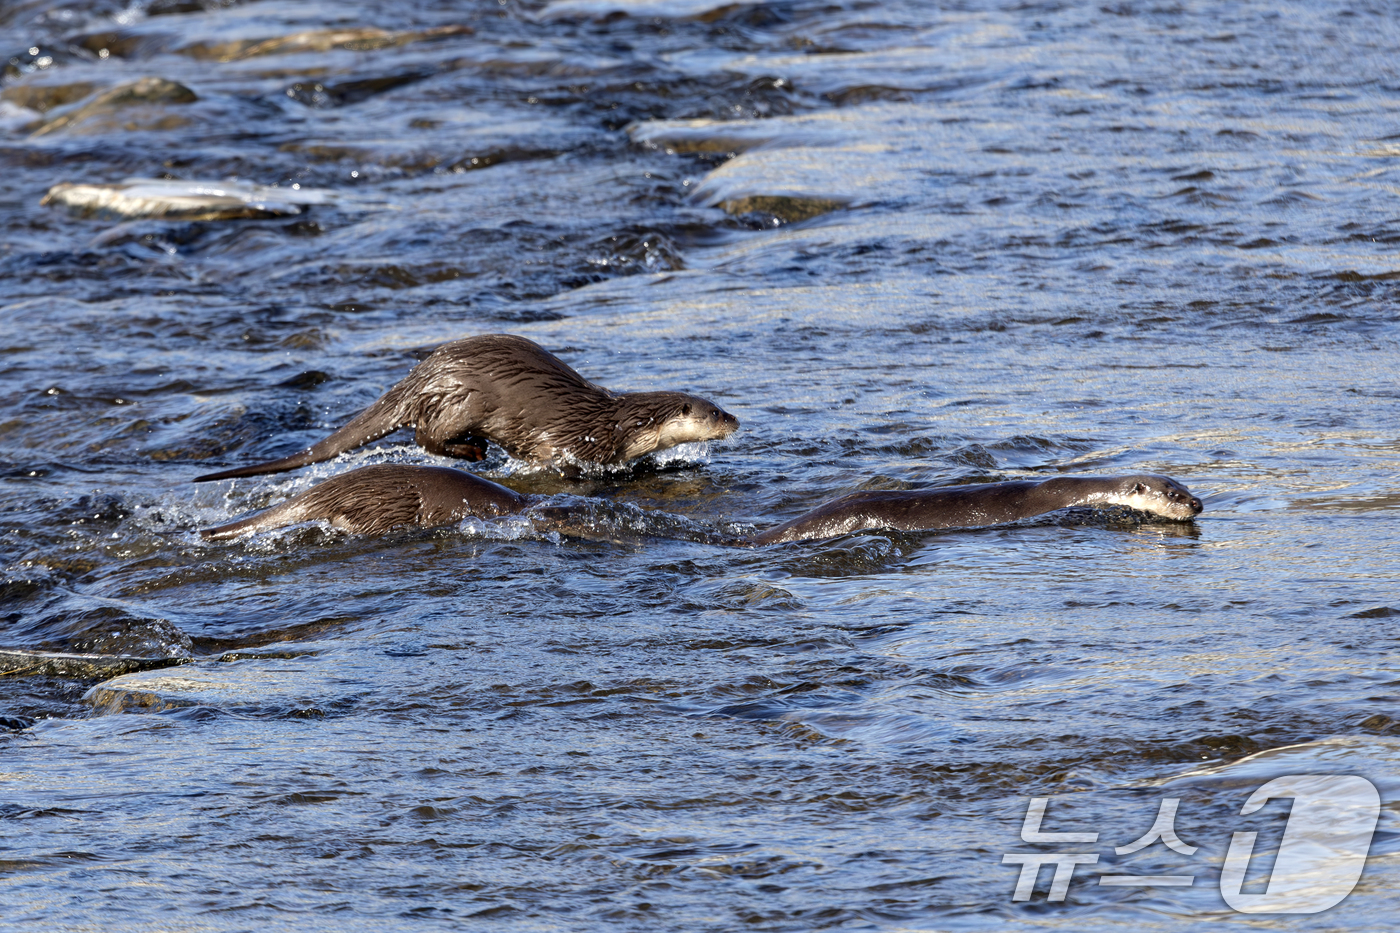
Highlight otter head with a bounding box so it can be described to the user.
[1111,474,1204,520]
[616,392,739,459]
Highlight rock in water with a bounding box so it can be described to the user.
[0,649,190,680]
[42,178,336,221]
[28,77,195,136]
[177,25,472,61]
[0,81,100,114]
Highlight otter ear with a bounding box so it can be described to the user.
[1133,482,1148,494]
[681,403,692,416]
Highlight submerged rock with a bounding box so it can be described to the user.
[68,30,171,60]
[283,68,439,108]
[630,116,855,221]
[541,0,761,20]
[42,178,336,221]
[719,195,846,223]
[446,146,560,172]
[84,650,342,718]
[628,118,790,154]
[635,106,942,218]
[0,81,100,114]
[178,25,472,62]
[28,77,196,137]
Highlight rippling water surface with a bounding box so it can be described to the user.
[3,1,1400,929]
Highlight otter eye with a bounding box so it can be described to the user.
[682,403,692,416]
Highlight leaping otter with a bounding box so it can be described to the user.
[195,334,739,483]
[200,464,528,540]
[749,474,1203,545]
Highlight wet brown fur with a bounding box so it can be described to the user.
[196,334,739,482]
[200,464,528,540]
[750,474,1203,545]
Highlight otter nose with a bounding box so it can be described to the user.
[1190,497,1203,514]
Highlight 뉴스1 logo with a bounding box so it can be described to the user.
[1002,774,1380,913]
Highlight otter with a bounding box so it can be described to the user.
[194,334,739,483]
[200,464,528,540]
[200,463,743,544]
[749,474,1203,545]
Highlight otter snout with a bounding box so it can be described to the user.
[715,408,740,438]
[1189,496,1203,514]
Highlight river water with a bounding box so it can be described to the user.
[3,0,1400,929]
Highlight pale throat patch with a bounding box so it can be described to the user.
[1097,486,1186,517]
[1119,490,1167,514]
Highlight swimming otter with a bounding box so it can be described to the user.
[200,463,719,543]
[750,474,1203,545]
[194,334,739,483]
[199,464,528,540]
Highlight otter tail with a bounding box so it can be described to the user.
[200,510,279,541]
[200,487,323,539]
[199,492,323,540]
[194,394,404,483]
